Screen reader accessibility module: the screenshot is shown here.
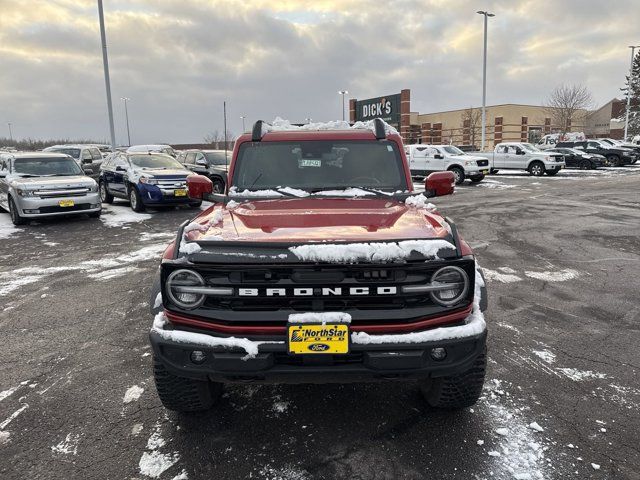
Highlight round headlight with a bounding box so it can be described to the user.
[166,269,206,309]
[429,266,469,306]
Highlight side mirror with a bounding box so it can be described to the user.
[425,171,455,197]
[434,154,444,160]
[196,158,208,166]
[187,174,213,199]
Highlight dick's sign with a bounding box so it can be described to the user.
[355,94,400,125]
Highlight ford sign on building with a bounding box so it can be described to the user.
[349,89,412,142]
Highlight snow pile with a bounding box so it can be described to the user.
[228,186,283,197]
[288,312,352,324]
[226,199,241,209]
[314,188,378,197]
[352,263,485,345]
[263,116,398,136]
[524,269,580,282]
[557,368,607,382]
[277,186,310,197]
[0,431,9,445]
[151,312,283,359]
[404,194,436,210]
[123,385,144,403]
[0,215,20,240]
[179,208,225,255]
[0,386,19,402]
[51,433,80,455]
[100,205,152,228]
[532,350,556,364]
[289,239,454,264]
[139,423,179,479]
[482,267,522,284]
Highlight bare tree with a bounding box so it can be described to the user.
[204,129,235,149]
[460,107,482,147]
[544,84,593,134]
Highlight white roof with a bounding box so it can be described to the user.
[127,144,173,153]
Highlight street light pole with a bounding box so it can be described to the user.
[338,90,349,121]
[477,10,494,151]
[7,122,12,141]
[97,0,116,151]
[121,97,131,146]
[624,45,639,141]
[240,115,246,132]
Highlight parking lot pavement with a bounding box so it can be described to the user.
[1,166,639,480]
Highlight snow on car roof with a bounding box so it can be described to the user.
[127,144,173,152]
[261,117,399,136]
[2,151,71,158]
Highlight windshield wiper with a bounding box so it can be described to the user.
[309,186,392,196]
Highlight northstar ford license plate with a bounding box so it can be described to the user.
[58,199,74,207]
[287,324,349,354]
[174,189,187,196]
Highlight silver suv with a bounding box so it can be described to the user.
[43,144,104,178]
[0,152,101,225]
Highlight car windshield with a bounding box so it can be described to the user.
[52,148,80,159]
[13,157,84,176]
[232,140,408,192]
[520,143,542,152]
[443,146,465,155]
[204,151,229,165]
[129,154,185,169]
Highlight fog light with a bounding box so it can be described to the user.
[24,209,39,214]
[190,350,207,364]
[90,203,101,208]
[430,347,447,361]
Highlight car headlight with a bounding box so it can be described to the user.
[166,269,206,309]
[464,160,475,166]
[139,177,158,185]
[429,266,469,307]
[16,188,36,197]
[89,183,99,193]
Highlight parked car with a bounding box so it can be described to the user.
[98,152,199,212]
[535,132,586,150]
[555,140,635,167]
[469,142,565,176]
[546,148,605,169]
[405,144,489,184]
[598,138,639,163]
[149,118,489,413]
[455,145,479,153]
[127,144,177,157]
[179,149,230,193]
[43,144,104,178]
[0,152,101,225]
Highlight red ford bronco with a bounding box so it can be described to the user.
[149,118,488,413]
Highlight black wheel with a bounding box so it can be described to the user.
[190,201,202,209]
[545,169,559,176]
[129,186,145,212]
[449,166,465,185]
[88,210,101,218]
[528,161,545,176]
[579,159,591,170]
[8,197,26,226]
[211,178,225,194]
[99,181,114,203]
[470,175,484,183]
[419,349,487,409]
[606,154,621,167]
[153,359,222,412]
[489,169,499,174]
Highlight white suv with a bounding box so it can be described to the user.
[405,144,490,184]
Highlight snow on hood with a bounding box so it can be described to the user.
[263,117,399,136]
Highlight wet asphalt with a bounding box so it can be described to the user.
[0,166,639,480]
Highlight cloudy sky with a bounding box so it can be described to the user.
[1,0,638,144]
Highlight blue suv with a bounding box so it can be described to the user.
[98,152,200,212]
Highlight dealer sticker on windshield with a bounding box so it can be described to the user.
[298,159,321,168]
[288,323,349,354]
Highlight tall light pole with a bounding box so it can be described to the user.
[305,117,312,123]
[240,115,246,132]
[97,0,116,150]
[477,10,494,151]
[121,97,131,146]
[7,122,13,141]
[338,90,349,121]
[624,45,639,141]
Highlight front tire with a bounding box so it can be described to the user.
[153,359,222,412]
[579,159,591,170]
[129,186,145,212]
[449,166,465,185]
[8,197,26,226]
[99,181,114,203]
[419,349,487,409]
[529,161,545,176]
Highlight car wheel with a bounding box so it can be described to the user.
[529,161,545,176]
[211,178,225,194]
[419,349,487,409]
[99,181,114,203]
[153,358,222,413]
[606,154,621,167]
[448,166,465,185]
[8,197,26,226]
[579,160,591,170]
[129,186,145,212]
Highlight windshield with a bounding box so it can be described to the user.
[204,151,229,165]
[232,140,407,192]
[520,143,542,152]
[50,148,80,159]
[13,157,84,176]
[443,146,465,155]
[129,154,185,169]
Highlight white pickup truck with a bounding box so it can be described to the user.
[470,142,565,176]
[405,144,490,184]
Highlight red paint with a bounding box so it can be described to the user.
[163,305,472,336]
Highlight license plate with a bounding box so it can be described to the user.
[481,169,489,174]
[288,323,349,354]
[58,200,74,207]
[174,189,187,197]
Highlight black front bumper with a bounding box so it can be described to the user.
[149,328,487,384]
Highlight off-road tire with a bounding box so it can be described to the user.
[153,359,222,412]
[545,169,559,176]
[529,161,545,176]
[449,166,465,185]
[8,197,26,226]
[420,349,487,409]
[129,186,145,212]
[99,181,114,203]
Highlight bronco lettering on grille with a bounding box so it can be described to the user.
[238,286,397,297]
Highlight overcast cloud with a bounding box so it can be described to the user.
[0,0,638,144]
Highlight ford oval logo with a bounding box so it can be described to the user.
[308,343,330,352]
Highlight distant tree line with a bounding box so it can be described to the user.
[0,137,106,151]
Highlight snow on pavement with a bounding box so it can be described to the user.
[0,215,21,239]
[139,423,181,478]
[51,433,80,455]
[100,204,152,228]
[123,385,144,403]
